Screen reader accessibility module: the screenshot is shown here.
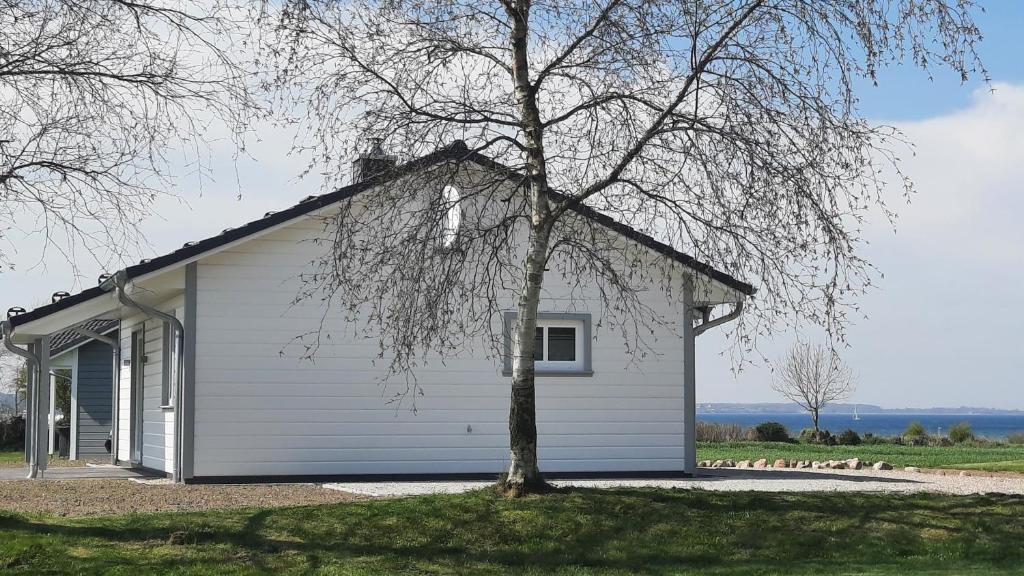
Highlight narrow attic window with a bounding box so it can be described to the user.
[441,185,462,247]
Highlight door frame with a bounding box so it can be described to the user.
[129,327,145,465]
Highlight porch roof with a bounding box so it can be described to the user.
[49,319,119,358]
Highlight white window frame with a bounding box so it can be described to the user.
[533,320,585,372]
[503,312,593,376]
[160,318,179,408]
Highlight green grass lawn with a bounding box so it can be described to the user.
[1,488,1023,574]
[941,460,1024,473]
[0,449,21,465]
[0,448,87,469]
[700,441,1024,470]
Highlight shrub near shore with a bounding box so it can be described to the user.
[697,421,1024,471]
[700,421,1013,447]
[699,441,1024,471]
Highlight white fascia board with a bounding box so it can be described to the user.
[10,292,120,343]
[10,196,340,343]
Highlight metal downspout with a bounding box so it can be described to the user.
[694,301,744,337]
[2,320,40,479]
[683,289,746,476]
[71,325,120,465]
[112,271,186,482]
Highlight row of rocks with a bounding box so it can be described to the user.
[699,458,894,471]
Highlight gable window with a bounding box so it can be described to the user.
[503,312,592,376]
[440,184,461,247]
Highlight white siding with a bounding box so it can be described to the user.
[117,302,180,473]
[192,218,689,478]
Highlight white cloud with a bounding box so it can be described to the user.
[700,83,1024,409]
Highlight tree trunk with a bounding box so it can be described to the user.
[506,224,551,495]
[812,410,819,434]
[503,0,553,497]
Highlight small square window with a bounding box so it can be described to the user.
[503,313,592,377]
[547,327,576,361]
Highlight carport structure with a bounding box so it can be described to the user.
[3,308,121,477]
[1,269,182,480]
[46,320,119,460]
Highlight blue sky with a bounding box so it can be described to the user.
[2,4,1023,409]
[854,2,1024,120]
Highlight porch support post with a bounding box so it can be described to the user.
[24,343,35,465]
[111,337,120,465]
[70,351,79,460]
[48,370,56,455]
[682,280,697,475]
[30,336,51,478]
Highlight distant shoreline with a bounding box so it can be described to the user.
[698,411,1024,416]
[697,411,1024,439]
[699,403,1024,416]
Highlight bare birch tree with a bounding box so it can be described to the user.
[0,0,249,272]
[772,343,856,434]
[254,0,983,495]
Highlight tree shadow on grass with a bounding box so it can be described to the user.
[0,490,1022,574]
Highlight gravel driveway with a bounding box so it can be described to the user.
[325,467,1024,497]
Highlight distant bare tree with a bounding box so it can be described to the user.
[773,343,856,434]
[255,0,983,495]
[0,344,26,415]
[0,0,249,272]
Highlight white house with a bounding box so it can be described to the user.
[1,142,754,482]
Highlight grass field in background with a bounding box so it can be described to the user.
[0,450,20,465]
[699,441,1024,469]
[940,460,1024,473]
[1,489,1024,574]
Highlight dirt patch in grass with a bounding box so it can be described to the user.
[0,479,365,517]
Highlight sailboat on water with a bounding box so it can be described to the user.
[853,404,861,421]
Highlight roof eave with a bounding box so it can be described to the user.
[6,141,755,331]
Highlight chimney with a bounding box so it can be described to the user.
[351,138,397,183]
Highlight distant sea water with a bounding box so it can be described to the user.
[697,413,1024,440]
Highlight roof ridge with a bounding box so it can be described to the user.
[8,142,753,328]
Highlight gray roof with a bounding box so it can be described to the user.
[9,142,755,329]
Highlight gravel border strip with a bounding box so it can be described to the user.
[324,467,1024,498]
